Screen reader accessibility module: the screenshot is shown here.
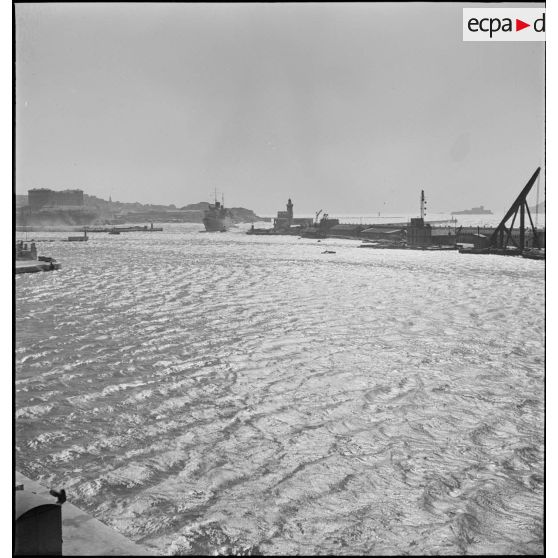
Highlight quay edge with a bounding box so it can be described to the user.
[15,472,158,556]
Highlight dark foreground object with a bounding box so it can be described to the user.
[15,489,62,555]
[15,473,155,556]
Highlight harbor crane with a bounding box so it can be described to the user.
[489,166,542,252]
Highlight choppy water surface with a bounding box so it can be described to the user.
[15,224,544,555]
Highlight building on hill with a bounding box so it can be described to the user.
[56,189,83,206]
[28,188,53,209]
[15,194,28,207]
[28,188,84,209]
[18,188,93,226]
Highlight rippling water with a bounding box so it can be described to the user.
[15,224,544,555]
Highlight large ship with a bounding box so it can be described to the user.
[451,205,493,215]
[202,198,233,232]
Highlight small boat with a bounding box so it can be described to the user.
[108,230,121,235]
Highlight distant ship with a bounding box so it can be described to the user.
[451,205,493,215]
[202,198,232,232]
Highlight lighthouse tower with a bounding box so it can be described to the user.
[286,198,293,225]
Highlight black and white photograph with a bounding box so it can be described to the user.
[13,2,547,555]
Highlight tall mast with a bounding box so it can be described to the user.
[420,190,426,220]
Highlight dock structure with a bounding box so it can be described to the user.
[15,472,157,556]
[458,167,545,258]
[67,227,89,242]
[86,223,163,233]
[15,259,61,274]
[245,175,545,259]
[15,240,61,273]
[488,167,542,252]
[272,198,313,231]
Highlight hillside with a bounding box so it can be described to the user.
[16,192,266,225]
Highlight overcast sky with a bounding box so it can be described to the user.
[15,2,544,214]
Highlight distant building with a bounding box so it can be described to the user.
[28,188,54,209]
[273,198,313,230]
[15,194,28,207]
[274,198,294,230]
[407,217,432,246]
[55,189,84,206]
[286,198,293,221]
[28,188,84,209]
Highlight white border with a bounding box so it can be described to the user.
[2,0,13,551]
[545,0,554,554]
[5,1,552,553]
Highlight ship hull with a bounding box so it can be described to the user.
[451,211,493,216]
[203,216,232,232]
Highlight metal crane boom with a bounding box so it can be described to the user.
[489,167,541,251]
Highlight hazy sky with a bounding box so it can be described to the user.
[15,2,545,214]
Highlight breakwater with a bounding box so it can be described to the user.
[16,224,163,233]
[248,221,546,251]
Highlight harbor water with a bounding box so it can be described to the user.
[15,223,544,555]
